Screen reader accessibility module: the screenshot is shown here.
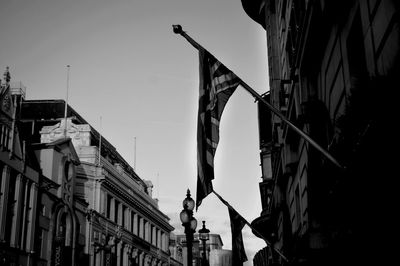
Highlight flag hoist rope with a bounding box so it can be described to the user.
[172,24,345,171]
[212,190,289,263]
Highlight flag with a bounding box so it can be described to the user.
[229,206,248,265]
[196,48,240,209]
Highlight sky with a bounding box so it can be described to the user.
[0,0,269,264]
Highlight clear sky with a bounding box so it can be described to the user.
[0,0,269,263]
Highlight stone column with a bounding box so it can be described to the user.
[145,221,150,242]
[124,244,131,266]
[152,226,157,246]
[109,197,115,221]
[0,165,10,240]
[99,190,106,215]
[138,251,144,266]
[94,248,101,266]
[139,217,144,239]
[116,242,123,266]
[117,203,123,226]
[94,179,101,212]
[157,230,161,249]
[161,233,166,252]
[133,212,138,235]
[125,208,131,230]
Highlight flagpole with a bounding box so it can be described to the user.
[172,24,345,170]
[239,80,345,170]
[98,116,102,166]
[212,190,289,262]
[64,65,70,138]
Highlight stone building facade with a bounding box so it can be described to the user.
[241,0,398,265]
[32,138,88,266]
[0,67,178,266]
[19,99,176,266]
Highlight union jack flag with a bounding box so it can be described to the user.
[196,48,240,209]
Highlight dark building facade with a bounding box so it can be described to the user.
[1,70,41,265]
[242,0,398,265]
[1,70,88,266]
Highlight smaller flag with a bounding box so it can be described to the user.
[229,206,248,266]
[196,48,240,209]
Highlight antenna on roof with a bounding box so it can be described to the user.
[157,172,159,199]
[98,116,102,166]
[134,137,137,171]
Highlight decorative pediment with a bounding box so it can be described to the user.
[40,118,91,148]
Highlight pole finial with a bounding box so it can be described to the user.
[172,24,183,34]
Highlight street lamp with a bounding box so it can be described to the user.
[198,221,210,266]
[180,189,197,266]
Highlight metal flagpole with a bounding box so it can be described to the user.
[64,65,70,138]
[98,116,102,166]
[212,190,289,262]
[172,24,345,170]
[134,137,137,171]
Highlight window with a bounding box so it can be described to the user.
[106,195,112,219]
[121,205,126,228]
[0,125,10,150]
[114,200,119,223]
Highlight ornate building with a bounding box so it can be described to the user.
[1,67,178,265]
[19,99,176,266]
[241,0,398,265]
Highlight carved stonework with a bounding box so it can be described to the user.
[40,118,91,147]
[131,248,138,258]
[62,160,74,206]
[144,254,152,264]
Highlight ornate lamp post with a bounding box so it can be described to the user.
[198,221,210,266]
[180,189,197,266]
